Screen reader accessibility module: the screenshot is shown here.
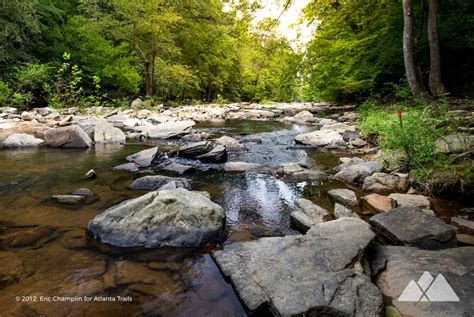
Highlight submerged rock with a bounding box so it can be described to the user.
[213,218,383,316]
[87,188,226,248]
[290,198,329,232]
[129,175,191,191]
[2,133,44,147]
[223,161,261,172]
[51,195,85,205]
[370,246,474,317]
[369,207,457,249]
[0,251,23,289]
[44,125,92,148]
[113,162,139,172]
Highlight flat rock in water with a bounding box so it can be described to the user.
[51,195,85,205]
[223,161,261,172]
[87,188,226,248]
[161,163,194,174]
[320,122,356,134]
[277,163,328,182]
[370,246,474,317]
[215,136,246,151]
[327,188,358,207]
[130,175,191,191]
[213,218,383,316]
[178,141,214,158]
[334,161,383,184]
[2,133,44,147]
[294,130,346,147]
[290,198,329,232]
[144,120,195,139]
[113,162,139,172]
[195,144,228,163]
[363,173,409,194]
[389,193,431,209]
[44,126,92,148]
[369,207,457,249]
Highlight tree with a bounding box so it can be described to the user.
[403,0,427,97]
[427,0,445,96]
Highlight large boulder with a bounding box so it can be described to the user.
[94,120,126,143]
[363,173,409,194]
[87,188,226,248]
[129,175,191,191]
[143,120,195,139]
[44,125,92,148]
[333,157,365,172]
[2,133,44,147]
[369,207,457,249]
[334,160,383,184]
[282,111,317,125]
[294,130,345,147]
[290,198,329,232]
[213,218,383,316]
[196,145,228,163]
[178,141,228,163]
[370,246,474,317]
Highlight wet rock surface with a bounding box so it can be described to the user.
[290,198,329,232]
[369,207,457,249]
[88,188,226,248]
[129,175,191,191]
[213,218,383,316]
[370,246,474,317]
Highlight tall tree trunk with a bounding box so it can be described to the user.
[428,0,445,96]
[403,0,426,97]
[144,61,153,96]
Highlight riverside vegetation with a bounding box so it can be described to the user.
[0,1,473,317]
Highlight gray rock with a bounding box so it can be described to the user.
[126,147,160,168]
[369,207,457,249]
[290,198,329,232]
[130,175,191,191]
[2,133,44,147]
[161,163,194,174]
[320,122,356,134]
[131,98,143,109]
[351,138,367,147]
[36,107,55,116]
[144,120,195,139]
[178,141,214,158]
[223,161,261,172]
[327,188,358,207]
[113,162,139,172]
[195,144,228,163]
[334,161,383,184]
[215,136,246,151]
[451,217,474,235]
[334,203,355,218]
[363,173,409,194]
[71,188,94,196]
[277,163,328,182]
[370,246,474,317]
[343,130,361,142]
[51,195,85,205]
[361,193,393,213]
[434,133,472,154]
[213,218,383,316]
[282,110,317,124]
[44,126,92,148]
[87,188,226,248]
[93,120,126,144]
[389,193,431,209]
[294,130,346,147]
[333,157,365,173]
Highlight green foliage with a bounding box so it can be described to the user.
[358,101,459,185]
[0,81,13,106]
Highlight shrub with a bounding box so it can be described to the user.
[0,81,12,106]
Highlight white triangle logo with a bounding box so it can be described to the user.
[397,271,460,302]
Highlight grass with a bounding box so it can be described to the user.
[357,98,471,194]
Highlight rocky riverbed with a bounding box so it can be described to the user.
[0,101,472,316]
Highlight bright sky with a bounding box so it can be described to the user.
[254,0,313,45]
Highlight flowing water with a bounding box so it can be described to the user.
[0,119,459,316]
